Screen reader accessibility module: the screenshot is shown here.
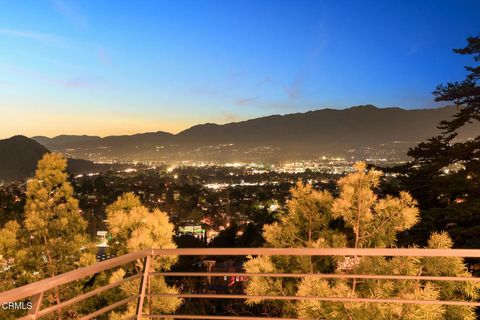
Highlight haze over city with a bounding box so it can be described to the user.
[1,0,480,138]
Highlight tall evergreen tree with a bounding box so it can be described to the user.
[0,153,96,319]
[395,35,480,247]
[244,181,346,315]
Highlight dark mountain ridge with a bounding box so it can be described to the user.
[0,136,125,182]
[33,134,102,149]
[0,136,49,181]
[176,105,473,146]
[30,105,480,162]
[34,131,173,150]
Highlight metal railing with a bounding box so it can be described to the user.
[0,248,479,320]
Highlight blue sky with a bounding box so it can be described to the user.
[0,0,479,138]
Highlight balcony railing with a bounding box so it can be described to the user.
[0,248,479,320]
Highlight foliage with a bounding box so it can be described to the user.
[105,192,182,319]
[244,163,479,319]
[435,35,480,134]
[398,199,480,247]
[244,181,347,315]
[394,35,480,247]
[0,220,21,293]
[0,153,96,319]
[332,162,419,249]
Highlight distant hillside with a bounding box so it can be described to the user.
[175,105,476,148]
[33,135,101,150]
[34,131,174,156]
[0,136,125,182]
[31,105,480,162]
[0,136,49,181]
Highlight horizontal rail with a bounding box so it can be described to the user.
[155,272,480,282]
[79,294,139,320]
[152,247,480,257]
[0,249,149,303]
[1,247,480,320]
[2,247,479,303]
[149,293,480,307]
[37,273,142,317]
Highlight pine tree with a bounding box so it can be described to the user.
[395,35,480,247]
[435,36,480,134]
[244,182,347,316]
[0,153,96,319]
[244,163,479,319]
[297,163,478,319]
[105,192,182,319]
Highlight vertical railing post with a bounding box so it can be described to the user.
[28,291,43,319]
[147,268,151,313]
[136,255,152,319]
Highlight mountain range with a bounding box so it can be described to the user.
[31,105,479,163]
[0,136,125,182]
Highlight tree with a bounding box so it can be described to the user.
[244,163,479,319]
[435,36,480,134]
[395,35,480,247]
[209,223,240,248]
[0,153,96,319]
[105,192,182,319]
[331,162,419,294]
[0,220,21,293]
[297,231,479,319]
[244,181,347,316]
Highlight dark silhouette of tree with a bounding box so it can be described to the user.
[435,36,480,133]
[209,223,240,247]
[396,35,480,247]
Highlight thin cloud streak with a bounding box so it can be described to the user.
[284,77,305,99]
[0,28,68,46]
[254,76,272,89]
[235,96,260,106]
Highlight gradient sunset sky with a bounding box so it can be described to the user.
[1,0,479,138]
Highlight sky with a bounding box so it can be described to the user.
[0,0,479,138]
